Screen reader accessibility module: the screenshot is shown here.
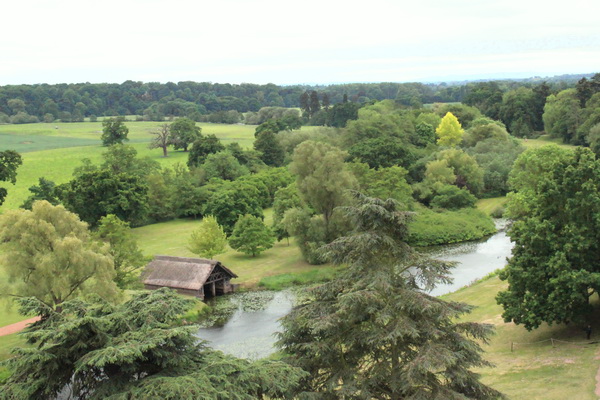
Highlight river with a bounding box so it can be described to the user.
[196,220,514,359]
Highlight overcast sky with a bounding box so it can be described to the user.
[2,0,599,85]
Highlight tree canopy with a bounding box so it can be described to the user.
[187,215,228,259]
[278,193,500,399]
[0,201,119,311]
[497,146,600,330]
[0,150,22,206]
[101,117,129,146]
[0,288,305,399]
[229,214,275,257]
[436,112,464,147]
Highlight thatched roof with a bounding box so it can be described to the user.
[142,255,237,291]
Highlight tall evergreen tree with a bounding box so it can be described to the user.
[309,90,321,117]
[278,193,500,399]
[1,289,305,399]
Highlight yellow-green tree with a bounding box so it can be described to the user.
[435,112,464,147]
[0,201,119,312]
[187,215,227,259]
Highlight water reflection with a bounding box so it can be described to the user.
[195,291,294,359]
[426,219,514,296]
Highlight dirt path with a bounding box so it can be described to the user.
[0,317,40,337]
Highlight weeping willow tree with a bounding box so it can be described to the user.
[278,192,501,399]
[1,289,305,400]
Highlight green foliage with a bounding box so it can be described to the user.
[407,207,496,246]
[201,151,249,181]
[437,148,484,195]
[543,89,582,143]
[20,177,60,209]
[468,138,525,197]
[499,87,540,137]
[497,146,600,330]
[0,289,305,399]
[94,214,146,289]
[436,111,464,147]
[187,134,225,168]
[59,169,150,227]
[101,117,129,146]
[169,117,202,151]
[348,162,413,206]
[464,81,504,119]
[290,141,356,237]
[0,150,22,206]
[229,214,275,257]
[254,130,285,167]
[282,207,327,264]
[430,184,477,210]
[463,117,510,147]
[434,103,482,129]
[278,193,500,399]
[186,215,227,259]
[348,135,416,169]
[272,183,302,241]
[0,201,119,311]
[202,182,263,234]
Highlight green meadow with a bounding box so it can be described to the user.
[0,121,257,211]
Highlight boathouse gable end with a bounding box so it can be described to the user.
[142,255,237,299]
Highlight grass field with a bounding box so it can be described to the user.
[476,197,508,215]
[519,134,576,150]
[444,275,600,399]
[0,121,258,211]
[131,209,333,287]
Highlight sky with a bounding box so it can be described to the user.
[2,0,599,85]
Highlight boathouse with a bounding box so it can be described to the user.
[142,255,237,299]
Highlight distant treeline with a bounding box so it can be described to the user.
[0,74,591,124]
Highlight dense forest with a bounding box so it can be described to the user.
[0,73,591,126]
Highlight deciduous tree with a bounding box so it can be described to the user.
[170,117,202,151]
[101,117,129,146]
[229,214,275,257]
[148,123,173,157]
[0,150,22,206]
[435,111,464,147]
[497,146,600,330]
[187,215,228,259]
[94,214,146,289]
[0,201,119,312]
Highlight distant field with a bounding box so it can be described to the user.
[444,275,600,399]
[0,121,259,211]
[519,134,576,150]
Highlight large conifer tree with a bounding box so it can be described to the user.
[278,193,501,399]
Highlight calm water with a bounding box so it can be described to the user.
[196,220,514,358]
[195,291,294,359]
[426,219,514,296]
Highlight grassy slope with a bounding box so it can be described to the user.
[132,209,332,287]
[476,197,508,215]
[444,276,599,400]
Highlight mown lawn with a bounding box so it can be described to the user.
[444,276,600,400]
[131,210,333,287]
